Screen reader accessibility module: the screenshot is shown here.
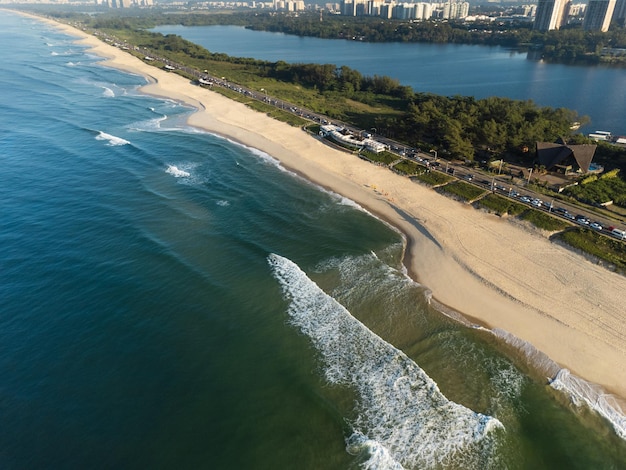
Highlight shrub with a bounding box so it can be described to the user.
[477,193,527,216]
[438,181,486,202]
[519,209,569,231]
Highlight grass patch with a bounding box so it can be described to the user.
[519,209,569,231]
[438,181,487,202]
[410,171,454,186]
[556,228,626,272]
[477,193,527,216]
[393,160,424,175]
[360,150,398,165]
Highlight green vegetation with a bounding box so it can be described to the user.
[393,160,424,175]
[360,150,398,165]
[556,228,626,272]
[477,193,527,216]
[519,209,569,231]
[562,170,626,207]
[410,171,454,187]
[437,181,487,201]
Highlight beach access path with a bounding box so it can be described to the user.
[31,14,626,404]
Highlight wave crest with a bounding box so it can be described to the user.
[551,369,626,440]
[95,131,130,146]
[165,165,191,178]
[268,253,503,469]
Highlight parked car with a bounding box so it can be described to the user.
[590,222,603,231]
[575,215,590,225]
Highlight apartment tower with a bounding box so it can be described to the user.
[584,0,617,30]
[534,0,570,30]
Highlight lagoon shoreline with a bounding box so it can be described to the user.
[24,13,626,416]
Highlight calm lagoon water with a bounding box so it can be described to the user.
[1,11,626,469]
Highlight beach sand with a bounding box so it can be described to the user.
[30,15,626,405]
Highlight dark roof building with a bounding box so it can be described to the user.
[536,141,597,174]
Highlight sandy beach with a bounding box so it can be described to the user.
[31,15,626,407]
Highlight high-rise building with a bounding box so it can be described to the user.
[533,0,570,30]
[584,0,617,30]
[612,0,626,24]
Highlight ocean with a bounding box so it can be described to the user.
[1,11,625,469]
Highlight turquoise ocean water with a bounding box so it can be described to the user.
[1,12,626,469]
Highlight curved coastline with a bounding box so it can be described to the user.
[25,12,626,433]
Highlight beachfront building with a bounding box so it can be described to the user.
[320,125,386,153]
[583,0,617,31]
[536,141,597,174]
[533,0,570,30]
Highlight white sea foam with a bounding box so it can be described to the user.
[492,329,626,440]
[128,115,168,132]
[95,131,130,146]
[165,165,191,178]
[102,87,115,98]
[550,369,626,440]
[268,253,503,469]
[216,200,229,207]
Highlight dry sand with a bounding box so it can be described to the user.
[28,15,626,404]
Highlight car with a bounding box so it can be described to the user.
[555,207,568,214]
[590,222,603,231]
[575,215,590,225]
[519,196,531,203]
[463,174,473,181]
[611,228,626,239]
[563,212,575,220]
[509,190,519,198]
[531,199,543,207]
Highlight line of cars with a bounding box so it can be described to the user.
[503,193,626,239]
[415,164,626,241]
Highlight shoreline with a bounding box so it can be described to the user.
[24,13,626,413]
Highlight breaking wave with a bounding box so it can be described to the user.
[95,131,130,146]
[268,253,503,469]
[165,165,191,178]
[102,86,115,98]
[551,369,626,440]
